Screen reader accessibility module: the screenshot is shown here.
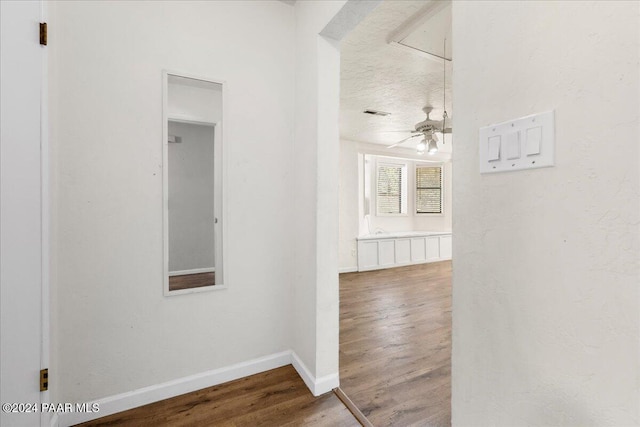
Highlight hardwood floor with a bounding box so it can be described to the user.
[75,262,450,426]
[169,272,215,291]
[75,365,359,427]
[339,261,452,427]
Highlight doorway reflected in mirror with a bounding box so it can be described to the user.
[164,73,224,295]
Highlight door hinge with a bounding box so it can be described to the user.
[40,369,48,392]
[39,23,47,46]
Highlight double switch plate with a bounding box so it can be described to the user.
[479,110,554,174]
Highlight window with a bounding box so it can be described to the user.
[416,166,443,214]
[377,162,407,214]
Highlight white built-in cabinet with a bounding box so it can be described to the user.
[357,232,452,272]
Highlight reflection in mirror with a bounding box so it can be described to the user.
[164,73,223,294]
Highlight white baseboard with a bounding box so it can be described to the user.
[168,267,215,277]
[58,351,291,427]
[315,372,340,395]
[290,351,339,396]
[57,350,338,426]
[338,266,358,273]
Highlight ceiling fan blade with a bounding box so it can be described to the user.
[386,134,422,149]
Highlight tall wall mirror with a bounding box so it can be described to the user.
[163,72,224,295]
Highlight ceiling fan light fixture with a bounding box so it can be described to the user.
[416,139,427,154]
[427,138,438,155]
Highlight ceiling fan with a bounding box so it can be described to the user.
[385,37,451,155]
[385,106,452,153]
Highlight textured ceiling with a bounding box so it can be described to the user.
[340,0,452,150]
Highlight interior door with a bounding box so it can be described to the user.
[1,1,45,426]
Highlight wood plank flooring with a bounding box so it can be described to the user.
[75,365,359,427]
[169,272,215,292]
[339,261,452,427]
[75,262,450,426]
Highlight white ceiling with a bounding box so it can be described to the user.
[340,0,452,151]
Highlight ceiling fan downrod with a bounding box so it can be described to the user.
[442,37,448,141]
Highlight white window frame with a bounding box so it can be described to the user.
[375,160,408,216]
[415,163,444,216]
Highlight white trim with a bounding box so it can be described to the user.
[290,352,339,397]
[57,351,292,427]
[167,114,215,126]
[290,351,315,394]
[164,284,227,297]
[387,0,450,45]
[162,71,170,295]
[315,372,340,396]
[40,2,51,426]
[55,351,339,425]
[338,266,358,273]
[387,0,452,64]
[168,267,215,277]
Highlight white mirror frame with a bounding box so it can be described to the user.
[162,70,227,296]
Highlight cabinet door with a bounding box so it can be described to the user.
[411,237,426,262]
[358,241,379,270]
[426,237,440,261]
[395,239,411,265]
[379,240,396,266]
[440,235,452,259]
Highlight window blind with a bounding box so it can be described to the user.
[377,164,403,214]
[416,166,442,214]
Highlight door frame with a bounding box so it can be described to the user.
[40,0,51,424]
[0,1,50,426]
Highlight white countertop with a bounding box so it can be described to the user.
[357,231,452,241]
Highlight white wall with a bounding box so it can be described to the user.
[50,0,296,403]
[338,139,360,271]
[452,1,640,425]
[338,138,452,271]
[292,0,346,385]
[168,121,215,272]
[167,80,222,124]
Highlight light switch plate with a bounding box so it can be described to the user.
[479,110,554,174]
